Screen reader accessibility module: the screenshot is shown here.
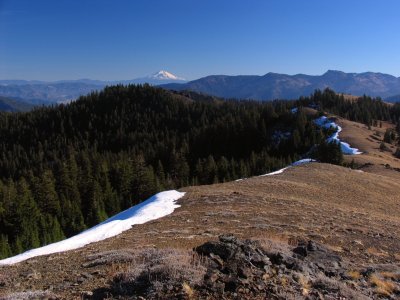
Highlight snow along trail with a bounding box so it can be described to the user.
[0,190,185,265]
[314,116,362,155]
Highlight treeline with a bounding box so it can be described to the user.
[302,88,400,148]
[298,88,400,127]
[0,85,333,258]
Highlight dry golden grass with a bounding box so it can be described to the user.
[279,276,289,287]
[369,274,397,296]
[381,271,400,280]
[111,248,206,297]
[347,270,362,280]
[336,116,400,177]
[366,247,389,258]
[182,282,195,298]
[297,273,311,296]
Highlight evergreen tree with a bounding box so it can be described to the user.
[316,140,343,165]
[0,234,11,259]
[0,85,371,257]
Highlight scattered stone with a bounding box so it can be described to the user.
[80,272,93,279]
[81,290,93,298]
[98,235,381,299]
[21,270,41,280]
[76,277,86,284]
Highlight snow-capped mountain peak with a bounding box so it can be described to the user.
[149,70,185,81]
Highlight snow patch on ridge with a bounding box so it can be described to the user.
[260,158,316,176]
[314,116,362,155]
[238,115,361,179]
[0,190,185,265]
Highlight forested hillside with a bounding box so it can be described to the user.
[299,88,400,126]
[1,85,396,259]
[0,85,331,258]
[300,89,400,152]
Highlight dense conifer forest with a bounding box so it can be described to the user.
[0,85,397,258]
[299,88,400,126]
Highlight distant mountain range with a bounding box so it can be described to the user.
[0,71,186,105]
[1,70,400,107]
[162,70,400,102]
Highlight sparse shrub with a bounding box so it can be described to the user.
[312,274,369,299]
[380,142,389,151]
[383,128,396,144]
[258,238,292,259]
[83,249,136,267]
[394,148,400,158]
[112,248,206,297]
[343,158,361,169]
[1,290,58,300]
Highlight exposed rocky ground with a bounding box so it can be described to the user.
[3,235,399,299]
[95,235,399,299]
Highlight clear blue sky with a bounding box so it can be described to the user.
[1,0,400,81]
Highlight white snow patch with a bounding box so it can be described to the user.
[291,158,316,166]
[260,158,316,176]
[0,190,185,265]
[291,107,298,114]
[314,116,362,155]
[149,70,185,81]
[262,167,288,176]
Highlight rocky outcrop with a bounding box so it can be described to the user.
[103,235,381,299]
[193,235,368,299]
